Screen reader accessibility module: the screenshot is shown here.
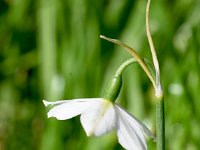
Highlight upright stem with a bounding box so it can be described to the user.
[156,96,165,150]
[146,0,165,149]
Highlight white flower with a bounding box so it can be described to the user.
[43,98,155,150]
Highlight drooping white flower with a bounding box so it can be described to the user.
[43,98,155,150]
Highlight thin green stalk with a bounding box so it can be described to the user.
[156,96,165,150]
[103,58,137,101]
[114,58,137,77]
[146,0,165,149]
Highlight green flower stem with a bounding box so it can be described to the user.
[146,0,165,149]
[156,95,165,150]
[114,58,137,77]
[103,58,137,101]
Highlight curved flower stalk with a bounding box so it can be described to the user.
[43,58,155,150]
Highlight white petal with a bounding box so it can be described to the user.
[44,98,102,120]
[80,99,116,136]
[115,104,148,150]
[115,104,155,140]
[43,100,63,107]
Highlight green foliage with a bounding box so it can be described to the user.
[0,0,200,149]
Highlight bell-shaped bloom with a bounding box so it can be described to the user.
[43,98,155,150]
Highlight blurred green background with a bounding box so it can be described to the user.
[0,0,200,149]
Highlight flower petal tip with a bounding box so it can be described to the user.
[43,100,50,107]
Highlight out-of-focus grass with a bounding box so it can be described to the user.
[0,0,200,150]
